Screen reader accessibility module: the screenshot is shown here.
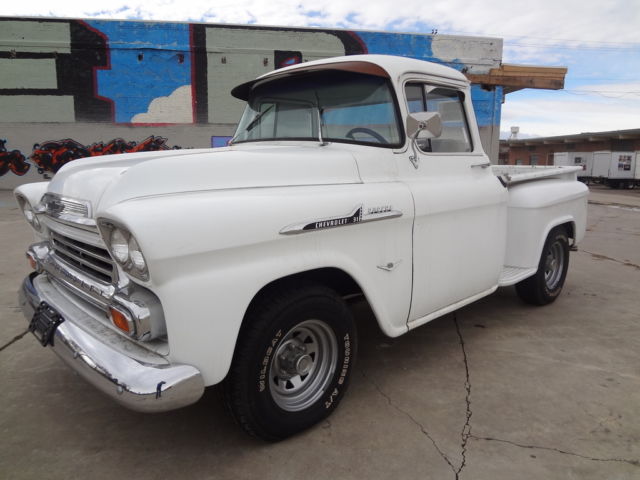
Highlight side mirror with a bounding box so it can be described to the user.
[406,111,442,140]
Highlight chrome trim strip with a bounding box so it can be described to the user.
[42,192,92,217]
[40,193,97,230]
[50,275,110,312]
[47,213,97,229]
[280,205,403,235]
[19,274,204,412]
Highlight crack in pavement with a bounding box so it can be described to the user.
[360,369,458,476]
[361,313,474,480]
[0,328,29,353]
[470,435,640,467]
[453,314,472,478]
[580,249,640,271]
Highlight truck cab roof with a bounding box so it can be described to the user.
[231,54,469,100]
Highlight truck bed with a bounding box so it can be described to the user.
[492,165,582,186]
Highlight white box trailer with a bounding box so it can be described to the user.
[592,151,638,188]
[593,151,611,181]
[553,152,593,179]
[607,151,637,188]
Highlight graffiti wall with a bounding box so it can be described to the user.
[0,17,503,188]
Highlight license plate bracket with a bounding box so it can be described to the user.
[30,302,65,347]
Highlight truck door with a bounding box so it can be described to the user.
[398,81,507,326]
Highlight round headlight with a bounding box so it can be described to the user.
[110,228,129,264]
[128,236,146,272]
[21,200,42,232]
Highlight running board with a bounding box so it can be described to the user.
[498,266,537,286]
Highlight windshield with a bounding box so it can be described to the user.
[232,70,403,147]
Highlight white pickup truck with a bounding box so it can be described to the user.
[16,55,588,440]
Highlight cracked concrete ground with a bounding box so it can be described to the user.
[1,185,639,479]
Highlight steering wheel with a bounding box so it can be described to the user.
[345,127,388,144]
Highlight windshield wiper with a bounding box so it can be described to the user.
[245,104,274,133]
[317,107,328,146]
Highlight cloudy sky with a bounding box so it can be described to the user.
[2,0,639,138]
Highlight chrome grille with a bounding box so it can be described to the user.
[50,231,115,284]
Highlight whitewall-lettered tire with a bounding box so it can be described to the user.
[223,283,357,441]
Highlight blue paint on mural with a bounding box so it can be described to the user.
[471,86,503,127]
[85,20,192,123]
[355,31,434,60]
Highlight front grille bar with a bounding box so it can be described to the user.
[50,232,115,284]
[51,233,112,264]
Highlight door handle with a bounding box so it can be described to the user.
[471,162,491,169]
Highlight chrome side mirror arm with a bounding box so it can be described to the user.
[406,112,442,169]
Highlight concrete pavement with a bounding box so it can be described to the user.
[1,186,639,479]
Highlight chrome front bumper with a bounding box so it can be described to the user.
[19,272,204,413]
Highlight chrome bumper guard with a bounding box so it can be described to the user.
[19,272,204,413]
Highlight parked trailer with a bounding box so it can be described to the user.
[606,151,637,189]
[553,152,593,182]
[592,151,611,183]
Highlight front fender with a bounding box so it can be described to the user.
[97,183,414,385]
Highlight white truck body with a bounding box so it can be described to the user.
[15,55,588,439]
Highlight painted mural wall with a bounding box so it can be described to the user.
[0,17,503,188]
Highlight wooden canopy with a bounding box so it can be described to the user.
[465,64,568,94]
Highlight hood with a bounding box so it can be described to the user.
[47,144,362,213]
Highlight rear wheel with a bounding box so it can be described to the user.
[516,227,570,305]
[223,283,357,441]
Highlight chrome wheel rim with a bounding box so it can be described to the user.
[269,319,338,412]
[544,240,565,290]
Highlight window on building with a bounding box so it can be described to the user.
[530,154,539,166]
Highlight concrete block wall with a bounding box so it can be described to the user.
[0,17,503,189]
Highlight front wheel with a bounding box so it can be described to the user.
[223,283,357,441]
[515,227,570,305]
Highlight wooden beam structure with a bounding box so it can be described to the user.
[465,64,568,94]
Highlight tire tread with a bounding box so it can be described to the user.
[222,281,352,441]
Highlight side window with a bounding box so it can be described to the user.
[405,84,425,113]
[404,83,473,153]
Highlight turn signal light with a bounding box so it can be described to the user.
[109,307,133,334]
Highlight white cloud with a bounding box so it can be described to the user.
[3,0,639,45]
[501,86,640,137]
[131,85,193,123]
